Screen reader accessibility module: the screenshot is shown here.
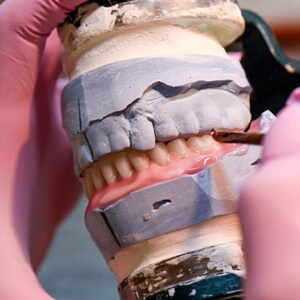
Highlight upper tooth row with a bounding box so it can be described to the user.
[85,89,250,164]
[82,135,218,198]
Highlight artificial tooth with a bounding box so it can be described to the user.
[149,143,169,166]
[98,156,117,184]
[127,149,150,171]
[111,152,133,179]
[187,135,217,154]
[167,138,188,158]
[83,169,96,199]
[90,163,106,190]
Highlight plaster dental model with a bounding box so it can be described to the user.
[58,1,273,299]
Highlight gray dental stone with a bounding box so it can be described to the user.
[85,116,131,161]
[67,131,94,175]
[194,99,224,130]
[151,89,250,141]
[152,113,179,142]
[85,208,121,262]
[62,55,251,133]
[192,89,251,130]
[103,177,213,247]
[174,110,200,137]
[130,115,156,151]
[223,106,250,129]
[85,123,111,159]
[85,141,262,261]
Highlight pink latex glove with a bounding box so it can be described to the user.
[240,87,300,299]
[0,0,86,299]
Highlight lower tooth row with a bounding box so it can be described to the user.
[148,143,169,166]
[127,149,150,171]
[167,138,188,158]
[83,135,218,198]
[187,135,217,154]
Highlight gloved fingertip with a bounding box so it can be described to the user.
[261,99,300,163]
[286,87,300,106]
[39,30,62,84]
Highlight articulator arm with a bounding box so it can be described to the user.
[239,10,300,120]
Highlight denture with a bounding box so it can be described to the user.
[83,134,235,207]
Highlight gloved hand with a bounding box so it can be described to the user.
[0,0,85,299]
[239,87,300,299]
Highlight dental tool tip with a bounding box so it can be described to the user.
[211,129,265,145]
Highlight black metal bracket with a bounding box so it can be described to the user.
[238,10,300,119]
[145,274,242,300]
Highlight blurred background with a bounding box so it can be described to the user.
[38,197,119,300]
[0,0,299,299]
[239,0,300,59]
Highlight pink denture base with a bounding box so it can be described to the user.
[87,143,238,212]
[87,121,262,213]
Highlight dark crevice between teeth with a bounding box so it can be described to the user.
[149,80,250,98]
[63,0,130,28]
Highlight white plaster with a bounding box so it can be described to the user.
[58,1,244,78]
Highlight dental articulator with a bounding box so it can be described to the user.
[58,1,300,299]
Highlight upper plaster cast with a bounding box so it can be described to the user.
[62,55,251,133]
[62,55,252,174]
